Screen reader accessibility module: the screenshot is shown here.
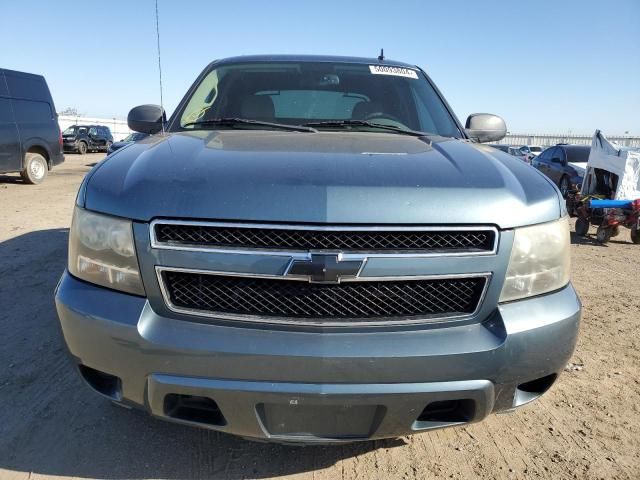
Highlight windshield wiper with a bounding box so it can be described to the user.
[182,117,317,133]
[302,120,430,137]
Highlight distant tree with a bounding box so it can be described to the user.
[58,107,79,116]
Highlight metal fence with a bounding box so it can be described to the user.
[498,133,640,148]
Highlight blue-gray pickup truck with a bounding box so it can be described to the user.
[55,55,580,443]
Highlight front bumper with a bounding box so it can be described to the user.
[55,272,580,443]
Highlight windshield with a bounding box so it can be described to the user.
[123,132,147,142]
[63,126,87,135]
[176,61,461,137]
[566,147,590,163]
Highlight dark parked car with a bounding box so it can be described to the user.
[107,132,149,155]
[62,124,113,154]
[489,144,510,153]
[532,144,590,196]
[0,68,64,184]
[56,55,579,443]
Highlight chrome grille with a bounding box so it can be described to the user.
[153,222,496,253]
[160,270,488,324]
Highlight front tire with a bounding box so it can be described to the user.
[631,225,640,244]
[20,152,48,184]
[596,226,612,244]
[559,176,570,197]
[575,217,589,236]
[77,141,87,155]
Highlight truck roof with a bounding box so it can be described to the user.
[210,54,418,69]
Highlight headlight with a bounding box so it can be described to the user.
[499,217,570,302]
[68,207,145,295]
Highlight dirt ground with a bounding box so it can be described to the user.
[0,153,638,480]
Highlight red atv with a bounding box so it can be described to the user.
[574,198,640,244]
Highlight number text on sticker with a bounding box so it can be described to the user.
[369,65,418,79]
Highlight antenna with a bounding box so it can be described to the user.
[378,48,385,62]
[154,0,165,134]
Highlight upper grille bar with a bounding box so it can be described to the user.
[151,221,498,256]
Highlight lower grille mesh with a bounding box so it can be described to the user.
[162,271,487,323]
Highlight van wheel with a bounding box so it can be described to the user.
[20,152,48,184]
[78,141,87,155]
[631,225,640,244]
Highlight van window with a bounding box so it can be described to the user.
[12,99,52,123]
[4,72,49,101]
[0,73,8,96]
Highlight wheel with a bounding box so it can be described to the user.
[77,141,88,155]
[610,226,620,238]
[20,152,48,184]
[575,217,589,236]
[596,226,612,243]
[631,225,640,244]
[559,176,570,197]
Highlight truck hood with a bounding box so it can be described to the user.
[84,130,560,228]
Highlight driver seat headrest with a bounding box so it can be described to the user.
[352,101,384,120]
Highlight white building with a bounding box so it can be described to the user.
[500,133,640,148]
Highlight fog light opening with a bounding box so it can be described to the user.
[514,373,558,406]
[78,365,122,400]
[518,373,557,394]
[417,399,476,424]
[164,394,226,427]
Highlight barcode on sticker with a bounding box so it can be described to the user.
[369,65,418,79]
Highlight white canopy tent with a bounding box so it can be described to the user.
[581,130,640,200]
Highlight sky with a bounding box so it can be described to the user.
[1,0,639,135]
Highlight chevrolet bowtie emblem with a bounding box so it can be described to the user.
[286,254,364,284]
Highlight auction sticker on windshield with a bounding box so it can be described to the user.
[369,65,418,79]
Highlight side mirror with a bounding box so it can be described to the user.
[127,104,166,134]
[464,113,507,143]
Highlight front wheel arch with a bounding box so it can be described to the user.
[23,144,51,170]
[558,175,571,197]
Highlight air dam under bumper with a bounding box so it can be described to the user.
[55,271,581,443]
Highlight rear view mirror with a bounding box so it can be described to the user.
[128,104,166,134]
[464,113,507,143]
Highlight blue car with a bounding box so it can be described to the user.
[532,144,590,196]
[106,132,150,155]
